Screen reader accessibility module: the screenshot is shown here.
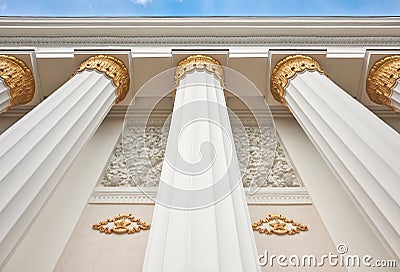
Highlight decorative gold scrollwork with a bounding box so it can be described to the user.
[252,214,308,236]
[92,213,150,235]
[76,55,130,104]
[174,55,225,90]
[270,55,324,106]
[0,55,35,111]
[366,55,400,112]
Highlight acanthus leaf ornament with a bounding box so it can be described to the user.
[366,55,400,112]
[252,214,308,236]
[270,55,324,107]
[174,55,226,90]
[0,55,35,111]
[76,55,130,104]
[92,213,150,235]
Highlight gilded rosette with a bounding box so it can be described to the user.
[77,55,130,104]
[366,55,400,112]
[270,55,323,106]
[0,55,35,111]
[174,55,225,89]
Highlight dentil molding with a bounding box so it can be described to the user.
[1,36,400,47]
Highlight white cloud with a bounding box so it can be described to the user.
[130,0,152,6]
[0,2,7,11]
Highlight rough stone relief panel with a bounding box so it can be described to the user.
[99,126,301,188]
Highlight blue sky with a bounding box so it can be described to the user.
[0,0,399,16]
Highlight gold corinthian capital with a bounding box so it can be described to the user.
[76,55,130,104]
[366,55,400,112]
[270,55,324,106]
[174,55,226,90]
[0,55,35,111]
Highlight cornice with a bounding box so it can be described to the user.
[0,17,399,37]
[0,17,399,47]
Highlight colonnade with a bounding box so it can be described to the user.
[0,52,399,267]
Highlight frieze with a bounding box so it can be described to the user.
[100,126,301,188]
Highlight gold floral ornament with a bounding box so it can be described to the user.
[252,214,308,236]
[76,55,130,104]
[174,55,226,90]
[366,55,400,112]
[0,55,35,111]
[270,55,324,107]
[92,213,150,234]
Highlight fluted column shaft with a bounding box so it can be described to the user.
[143,55,260,272]
[271,55,400,259]
[0,55,129,265]
[0,79,10,111]
[391,80,400,110]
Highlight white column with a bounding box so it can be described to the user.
[271,55,400,259]
[0,55,129,265]
[143,56,260,272]
[367,55,400,112]
[392,80,400,110]
[0,55,35,113]
[0,79,10,111]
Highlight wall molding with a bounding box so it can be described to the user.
[89,187,312,205]
[3,105,398,118]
